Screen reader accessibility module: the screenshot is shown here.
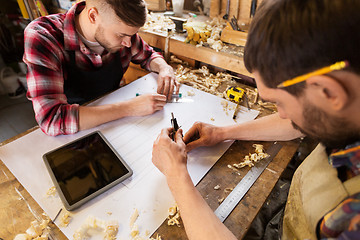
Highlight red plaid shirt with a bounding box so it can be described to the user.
[23,2,163,136]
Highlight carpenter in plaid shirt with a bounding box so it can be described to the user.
[23,0,179,136]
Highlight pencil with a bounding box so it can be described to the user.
[277,61,349,88]
[233,102,240,119]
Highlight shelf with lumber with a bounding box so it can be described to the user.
[139,29,252,77]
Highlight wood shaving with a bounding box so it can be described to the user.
[221,99,236,115]
[214,184,221,190]
[14,218,51,240]
[182,17,227,52]
[224,188,233,193]
[142,13,175,33]
[149,234,162,240]
[167,204,181,227]
[73,216,119,240]
[60,210,72,227]
[131,224,140,238]
[168,205,177,216]
[218,197,225,204]
[170,55,186,65]
[130,208,139,228]
[233,144,270,169]
[227,164,241,175]
[126,208,163,240]
[187,90,195,96]
[46,186,56,197]
[175,65,235,96]
[257,100,277,113]
[245,88,258,107]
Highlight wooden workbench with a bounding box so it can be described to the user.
[0,81,299,239]
[0,128,299,239]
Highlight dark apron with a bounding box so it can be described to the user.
[64,51,123,105]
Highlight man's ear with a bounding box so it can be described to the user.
[88,7,99,24]
[306,75,349,111]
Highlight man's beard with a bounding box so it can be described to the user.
[291,100,359,149]
[94,25,122,53]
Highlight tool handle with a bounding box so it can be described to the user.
[250,0,257,18]
[171,112,180,140]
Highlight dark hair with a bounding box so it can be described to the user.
[244,0,360,95]
[105,0,147,27]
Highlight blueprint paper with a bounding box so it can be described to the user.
[0,73,259,239]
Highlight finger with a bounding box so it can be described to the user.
[154,131,162,145]
[163,77,171,99]
[183,123,200,143]
[168,78,175,99]
[155,102,166,108]
[185,138,203,152]
[154,106,165,113]
[160,127,173,138]
[174,79,180,94]
[174,129,184,143]
[153,93,167,102]
[154,99,167,108]
[157,78,164,94]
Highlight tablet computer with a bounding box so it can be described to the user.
[43,131,133,210]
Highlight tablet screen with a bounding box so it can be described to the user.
[43,131,132,210]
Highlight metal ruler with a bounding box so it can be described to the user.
[214,142,283,222]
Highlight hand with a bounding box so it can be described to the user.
[152,128,188,179]
[127,93,167,116]
[157,65,179,100]
[183,122,224,152]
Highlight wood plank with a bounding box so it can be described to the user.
[229,0,240,19]
[146,0,166,11]
[220,23,248,46]
[210,0,221,18]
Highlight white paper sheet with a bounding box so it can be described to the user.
[0,73,259,239]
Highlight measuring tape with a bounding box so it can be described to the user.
[214,142,283,222]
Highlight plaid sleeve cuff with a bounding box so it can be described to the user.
[143,52,164,72]
[35,102,80,136]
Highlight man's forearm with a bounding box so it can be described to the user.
[78,102,131,131]
[149,57,171,73]
[220,113,304,142]
[167,172,237,240]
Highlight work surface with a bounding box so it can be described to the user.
[0,74,299,239]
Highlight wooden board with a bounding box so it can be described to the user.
[220,23,248,46]
[146,0,166,11]
[210,0,221,18]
